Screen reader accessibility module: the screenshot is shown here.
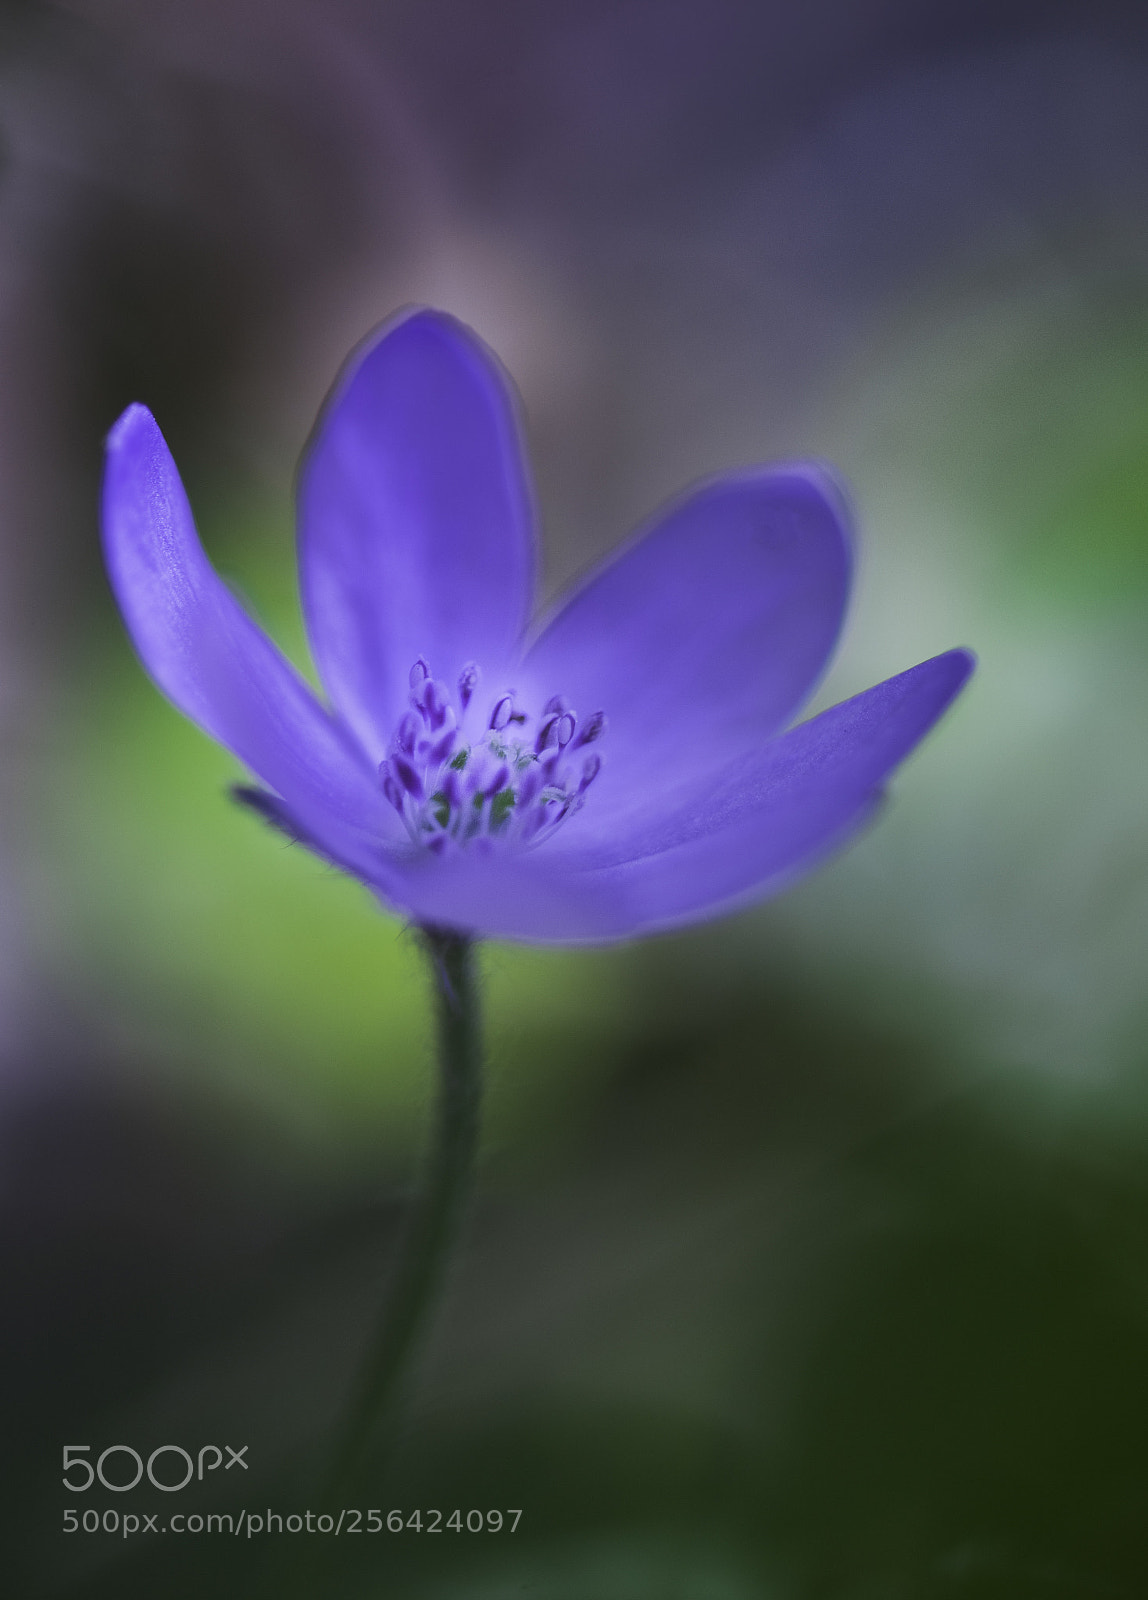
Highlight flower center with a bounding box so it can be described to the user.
[380,659,604,856]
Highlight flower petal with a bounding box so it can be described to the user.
[298,308,537,759]
[564,648,975,936]
[362,848,630,945]
[397,650,973,943]
[521,465,852,835]
[102,404,397,879]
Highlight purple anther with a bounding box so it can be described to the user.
[535,713,560,752]
[428,726,457,766]
[390,754,424,800]
[489,695,515,731]
[519,807,548,844]
[573,710,606,748]
[517,764,542,808]
[579,753,602,791]
[395,711,421,755]
[422,678,450,730]
[409,658,430,691]
[463,750,490,795]
[458,661,480,710]
[484,763,511,799]
[555,711,576,748]
[442,767,463,809]
[542,694,569,716]
[381,770,404,812]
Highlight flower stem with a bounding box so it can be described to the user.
[325,926,483,1496]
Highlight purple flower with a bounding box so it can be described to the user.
[101,309,973,944]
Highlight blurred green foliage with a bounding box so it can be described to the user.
[841,276,1148,610]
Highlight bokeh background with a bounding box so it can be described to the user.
[4,0,1148,1594]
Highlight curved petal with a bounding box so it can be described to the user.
[298,308,537,759]
[102,405,398,880]
[392,650,973,943]
[521,465,852,838]
[365,848,632,944]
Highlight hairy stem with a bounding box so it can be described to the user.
[325,927,482,1496]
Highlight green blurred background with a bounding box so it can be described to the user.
[5,2,1148,1596]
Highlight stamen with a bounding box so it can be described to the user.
[442,767,463,809]
[485,762,511,798]
[428,724,457,766]
[381,658,604,856]
[422,678,450,730]
[391,754,424,799]
[518,765,542,807]
[574,710,606,747]
[395,711,420,755]
[490,695,515,732]
[458,661,480,710]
